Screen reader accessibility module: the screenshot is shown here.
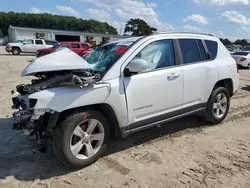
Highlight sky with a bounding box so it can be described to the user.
[1,0,250,41]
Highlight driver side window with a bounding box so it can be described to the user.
[132,39,175,71]
[25,39,33,44]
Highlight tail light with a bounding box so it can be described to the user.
[240,57,247,61]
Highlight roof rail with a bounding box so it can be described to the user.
[150,31,214,37]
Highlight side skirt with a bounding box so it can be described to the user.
[123,108,205,137]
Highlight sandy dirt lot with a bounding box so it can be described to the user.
[0,46,250,188]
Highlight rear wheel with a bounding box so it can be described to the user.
[12,48,21,55]
[204,87,230,124]
[247,63,250,69]
[52,111,110,168]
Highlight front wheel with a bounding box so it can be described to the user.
[12,48,21,55]
[52,111,110,168]
[204,87,230,124]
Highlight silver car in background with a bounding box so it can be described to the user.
[232,51,250,69]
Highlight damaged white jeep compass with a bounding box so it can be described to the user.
[11,32,239,167]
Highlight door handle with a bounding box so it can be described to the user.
[167,73,180,80]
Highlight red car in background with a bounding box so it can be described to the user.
[36,41,92,58]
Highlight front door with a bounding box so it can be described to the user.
[22,39,35,52]
[123,39,183,129]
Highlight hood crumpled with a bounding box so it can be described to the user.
[22,48,93,76]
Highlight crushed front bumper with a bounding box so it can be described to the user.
[12,110,34,131]
[12,108,59,153]
[5,46,12,53]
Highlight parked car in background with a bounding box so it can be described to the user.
[232,51,250,69]
[36,42,92,58]
[242,46,250,51]
[226,44,242,54]
[5,39,57,55]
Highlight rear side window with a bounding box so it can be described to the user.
[196,40,208,61]
[179,39,201,64]
[81,44,89,49]
[35,40,43,45]
[71,43,80,48]
[205,40,218,60]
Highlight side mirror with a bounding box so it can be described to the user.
[125,59,148,76]
[23,41,27,45]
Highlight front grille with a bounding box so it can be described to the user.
[29,99,37,108]
[12,97,20,109]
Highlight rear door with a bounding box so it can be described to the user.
[34,39,45,51]
[71,43,82,54]
[80,43,91,55]
[179,38,218,111]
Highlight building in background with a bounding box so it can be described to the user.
[8,25,127,45]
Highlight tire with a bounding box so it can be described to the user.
[52,110,110,168]
[204,87,230,124]
[12,48,21,55]
[248,63,250,69]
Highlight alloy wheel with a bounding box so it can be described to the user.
[213,93,228,119]
[70,119,105,160]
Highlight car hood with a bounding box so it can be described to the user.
[7,42,21,47]
[22,48,93,76]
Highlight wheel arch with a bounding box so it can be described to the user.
[213,78,234,97]
[54,103,122,138]
[12,46,21,51]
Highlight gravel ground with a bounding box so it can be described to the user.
[0,46,250,188]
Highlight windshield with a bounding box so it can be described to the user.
[83,40,135,74]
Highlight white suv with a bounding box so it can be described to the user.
[5,38,57,55]
[11,32,239,167]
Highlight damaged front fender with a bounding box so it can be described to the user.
[28,83,110,112]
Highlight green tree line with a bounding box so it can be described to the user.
[0,11,118,37]
[0,11,249,45]
[220,38,250,46]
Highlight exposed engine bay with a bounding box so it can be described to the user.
[11,48,103,153]
[11,69,101,153]
[14,69,101,96]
